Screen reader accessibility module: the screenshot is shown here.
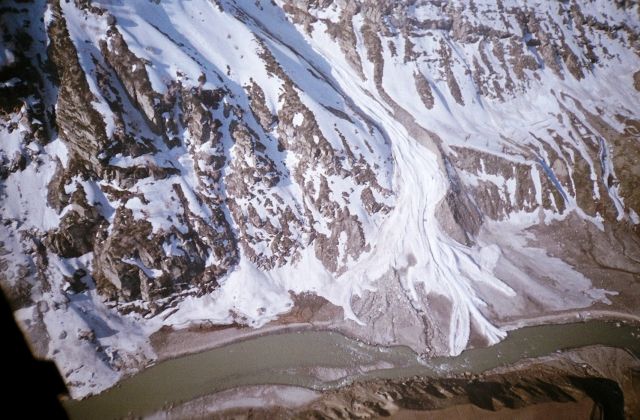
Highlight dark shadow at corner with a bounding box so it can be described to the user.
[0,287,69,419]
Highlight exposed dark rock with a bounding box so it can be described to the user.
[100,27,164,133]
[45,184,105,258]
[47,2,110,171]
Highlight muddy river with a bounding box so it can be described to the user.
[64,320,640,419]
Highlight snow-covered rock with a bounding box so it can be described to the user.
[0,0,639,397]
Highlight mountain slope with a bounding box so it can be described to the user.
[1,0,639,396]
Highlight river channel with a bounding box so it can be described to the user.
[64,320,640,419]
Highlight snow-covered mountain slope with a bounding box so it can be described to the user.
[1,0,639,396]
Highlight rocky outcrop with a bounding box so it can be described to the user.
[2,0,396,308]
[45,185,105,258]
[47,2,110,171]
[100,26,164,133]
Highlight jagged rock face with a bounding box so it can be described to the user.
[35,1,392,308]
[1,0,639,397]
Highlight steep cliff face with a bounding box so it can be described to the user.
[0,0,639,396]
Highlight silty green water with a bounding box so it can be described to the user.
[64,320,640,420]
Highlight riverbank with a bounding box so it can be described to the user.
[149,292,640,365]
[63,320,640,419]
[147,345,640,419]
